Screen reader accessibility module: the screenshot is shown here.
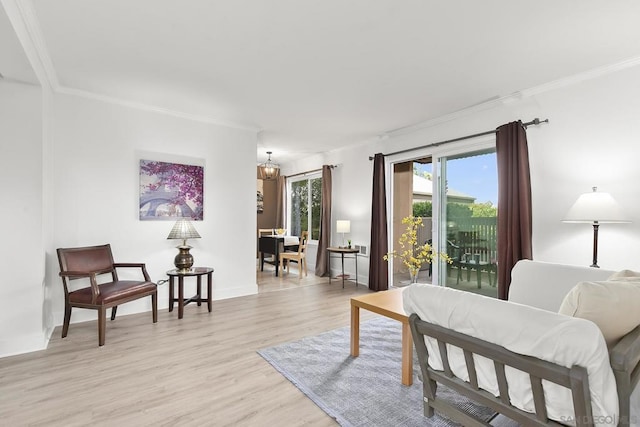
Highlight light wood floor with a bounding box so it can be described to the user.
[0,265,372,426]
[1,264,517,426]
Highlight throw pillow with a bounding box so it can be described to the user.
[608,270,640,281]
[558,280,640,346]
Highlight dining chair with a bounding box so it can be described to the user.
[279,231,309,278]
[258,228,274,237]
[57,244,158,346]
[258,228,275,261]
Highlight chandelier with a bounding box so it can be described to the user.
[259,151,280,180]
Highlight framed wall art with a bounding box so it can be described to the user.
[257,179,264,213]
[139,159,204,220]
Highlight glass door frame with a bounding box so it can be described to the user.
[385,135,495,288]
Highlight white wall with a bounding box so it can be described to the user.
[526,67,640,269]
[0,80,45,356]
[46,93,258,327]
[283,65,640,283]
[282,140,386,285]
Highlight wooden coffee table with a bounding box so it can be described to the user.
[350,288,413,385]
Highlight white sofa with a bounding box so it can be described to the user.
[403,260,640,426]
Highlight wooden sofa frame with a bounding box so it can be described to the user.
[409,313,640,427]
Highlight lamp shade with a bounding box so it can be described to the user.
[167,219,201,242]
[563,187,630,223]
[167,219,201,271]
[336,220,351,233]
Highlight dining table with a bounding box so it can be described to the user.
[259,235,300,276]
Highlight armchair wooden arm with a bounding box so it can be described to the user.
[113,263,152,281]
[409,313,594,426]
[59,270,101,302]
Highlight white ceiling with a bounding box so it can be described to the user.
[5,1,640,163]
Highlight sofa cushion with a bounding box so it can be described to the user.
[558,279,640,346]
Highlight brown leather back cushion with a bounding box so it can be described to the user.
[59,245,114,273]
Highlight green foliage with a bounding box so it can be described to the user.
[291,177,323,239]
[470,201,497,218]
[291,180,308,238]
[447,203,472,219]
[413,201,472,219]
[412,201,432,217]
[413,201,497,219]
[310,177,322,239]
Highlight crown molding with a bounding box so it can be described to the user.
[519,55,640,98]
[3,0,259,132]
[1,0,59,91]
[384,55,640,139]
[383,96,508,138]
[57,86,261,132]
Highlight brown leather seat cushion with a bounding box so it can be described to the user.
[69,281,156,305]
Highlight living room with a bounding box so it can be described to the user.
[2,1,640,425]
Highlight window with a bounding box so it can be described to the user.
[288,174,322,241]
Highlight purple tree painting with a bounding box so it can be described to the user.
[139,160,204,220]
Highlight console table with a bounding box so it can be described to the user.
[167,267,213,319]
[327,246,359,288]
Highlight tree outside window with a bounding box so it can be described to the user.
[290,176,322,240]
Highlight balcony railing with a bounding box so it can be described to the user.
[411,216,497,295]
[416,216,497,263]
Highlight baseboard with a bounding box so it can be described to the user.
[0,331,48,358]
[329,267,368,287]
[214,283,258,300]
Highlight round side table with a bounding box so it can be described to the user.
[166,267,214,319]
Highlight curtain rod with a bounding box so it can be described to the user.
[368,118,549,160]
[286,164,336,179]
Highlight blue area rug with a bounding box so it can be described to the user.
[258,316,496,427]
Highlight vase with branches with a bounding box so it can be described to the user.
[383,216,450,283]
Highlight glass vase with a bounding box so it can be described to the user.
[409,267,419,284]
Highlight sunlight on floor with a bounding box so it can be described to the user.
[256,258,359,293]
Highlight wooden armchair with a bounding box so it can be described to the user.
[279,231,309,278]
[57,244,158,346]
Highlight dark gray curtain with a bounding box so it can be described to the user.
[275,176,286,229]
[368,153,389,291]
[315,165,332,276]
[496,121,533,300]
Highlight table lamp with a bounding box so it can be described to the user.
[563,187,630,268]
[336,220,351,248]
[167,219,201,271]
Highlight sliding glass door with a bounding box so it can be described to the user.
[390,144,497,297]
[435,150,497,297]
